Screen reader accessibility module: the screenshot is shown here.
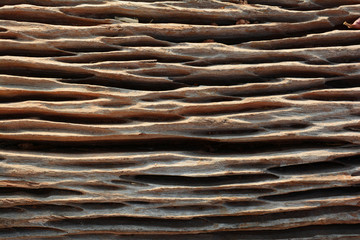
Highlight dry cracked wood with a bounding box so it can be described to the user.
[1,0,360,239]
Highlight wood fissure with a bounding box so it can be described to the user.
[1,0,360,239]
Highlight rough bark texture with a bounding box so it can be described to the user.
[1,0,360,239]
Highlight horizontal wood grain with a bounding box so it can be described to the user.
[1,0,360,239]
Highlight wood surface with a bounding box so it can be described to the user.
[1,0,360,239]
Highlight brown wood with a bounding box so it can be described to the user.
[1,0,360,239]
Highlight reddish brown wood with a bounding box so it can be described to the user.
[0,0,360,239]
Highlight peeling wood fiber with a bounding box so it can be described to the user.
[1,0,360,239]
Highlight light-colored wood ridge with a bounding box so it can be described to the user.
[1,0,360,239]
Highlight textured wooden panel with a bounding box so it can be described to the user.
[1,0,360,239]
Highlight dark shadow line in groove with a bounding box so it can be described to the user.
[224,200,265,207]
[158,204,220,211]
[0,138,350,154]
[125,201,152,205]
[344,125,360,132]
[0,113,130,125]
[182,104,286,116]
[0,67,94,79]
[128,114,184,122]
[58,161,137,169]
[0,112,181,124]
[81,184,122,191]
[224,82,326,98]
[0,49,75,57]
[0,227,65,237]
[57,46,119,53]
[326,76,360,89]
[259,185,360,201]
[75,202,126,210]
[332,154,360,165]
[0,34,17,40]
[55,54,193,64]
[291,94,360,102]
[180,96,240,103]
[192,187,275,195]
[17,204,83,212]
[260,69,341,79]
[267,161,347,175]
[121,173,279,186]
[0,94,97,103]
[185,56,306,66]
[171,75,269,86]
[0,187,83,198]
[0,207,24,214]
[60,76,187,91]
[327,55,360,64]
[265,123,310,130]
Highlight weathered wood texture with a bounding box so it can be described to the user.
[1,0,360,239]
